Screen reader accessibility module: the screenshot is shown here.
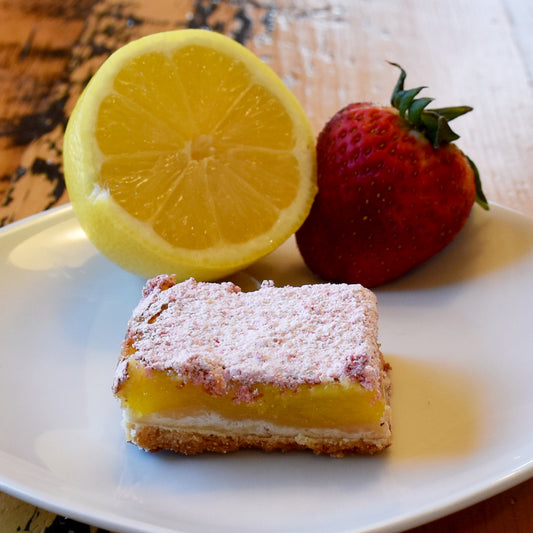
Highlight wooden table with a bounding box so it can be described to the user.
[1,0,532,531]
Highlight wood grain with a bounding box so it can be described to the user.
[0,0,532,531]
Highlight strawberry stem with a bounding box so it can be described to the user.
[389,62,467,147]
[388,62,489,210]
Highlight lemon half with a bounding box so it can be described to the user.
[63,29,316,280]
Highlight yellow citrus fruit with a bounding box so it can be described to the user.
[63,29,316,280]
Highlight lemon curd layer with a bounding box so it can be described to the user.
[116,360,386,430]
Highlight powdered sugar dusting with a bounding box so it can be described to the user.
[119,275,383,397]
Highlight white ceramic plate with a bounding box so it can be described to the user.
[1,204,533,533]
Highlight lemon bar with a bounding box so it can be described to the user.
[113,275,391,456]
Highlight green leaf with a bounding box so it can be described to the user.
[408,97,433,123]
[419,111,460,147]
[465,155,490,210]
[397,87,425,118]
[430,106,473,122]
[389,61,407,109]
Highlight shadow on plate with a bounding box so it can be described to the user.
[381,205,533,291]
[230,205,533,291]
[383,354,483,461]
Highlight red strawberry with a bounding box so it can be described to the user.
[296,63,489,287]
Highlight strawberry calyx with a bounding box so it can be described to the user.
[389,62,489,210]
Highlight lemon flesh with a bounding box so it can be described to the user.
[63,30,316,279]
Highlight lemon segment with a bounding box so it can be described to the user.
[63,29,316,279]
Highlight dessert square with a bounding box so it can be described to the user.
[113,275,391,456]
